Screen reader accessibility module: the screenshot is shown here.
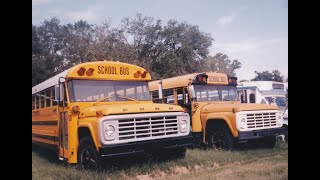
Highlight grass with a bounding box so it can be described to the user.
[32,141,288,180]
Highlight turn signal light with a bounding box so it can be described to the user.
[96,111,103,117]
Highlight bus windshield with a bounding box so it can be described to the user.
[68,80,151,102]
[265,96,287,109]
[194,85,238,102]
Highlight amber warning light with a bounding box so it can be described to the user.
[134,70,148,78]
[86,68,94,76]
[228,77,238,86]
[77,67,86,76]
[193,74,208,84]
[77,67,95,76]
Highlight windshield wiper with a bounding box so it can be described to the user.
[117,95,138,101]
[94,96,114,105]
[94,94,138,105]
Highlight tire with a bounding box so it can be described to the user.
[284,126,288,142]
[77,137,100,170]
[262,136,277,148]
[206,123,235,150]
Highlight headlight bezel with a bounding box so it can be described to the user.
[236,114,247,130]
[177,114,190,133]
[277,112,283,126]
[103,121,118,141]
[240,117,246,129]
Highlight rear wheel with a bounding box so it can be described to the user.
[78,137,100,170]
[206,122,235,150]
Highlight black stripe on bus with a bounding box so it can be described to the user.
[32,121,58,125]
[32,133,59,141]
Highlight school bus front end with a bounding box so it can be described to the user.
[198,101,285,148]
[149,72,285,149]
[88,103,192,158]
[32,61,192,169]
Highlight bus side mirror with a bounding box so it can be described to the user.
[188,85,196,100]
[158,81,163,101]
[55,85,64,102]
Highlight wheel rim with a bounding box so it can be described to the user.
[80,147,97,169]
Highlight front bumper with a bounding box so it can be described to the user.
[98,134,194,157]
[237,127,286,140]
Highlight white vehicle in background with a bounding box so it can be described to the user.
[237,81,288,140]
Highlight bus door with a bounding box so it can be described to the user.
[176,88,192,116]
[57,81,69,159]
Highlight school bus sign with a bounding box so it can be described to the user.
[66,61,152,81]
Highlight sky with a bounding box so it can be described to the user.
[32,0,288,81]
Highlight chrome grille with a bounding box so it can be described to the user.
[246,112,277,129]
[118,116,178,140]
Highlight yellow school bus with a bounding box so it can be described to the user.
[32,61,192,169]
[149,73,285,149]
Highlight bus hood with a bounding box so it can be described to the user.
[200,102,279,114]
[79,103,183,117]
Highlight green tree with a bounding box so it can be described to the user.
[202,53,242,76]
[251,70,284,82]
[119,14,213,79]
[32,15,238,86]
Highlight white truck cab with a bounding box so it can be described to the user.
[237,81,288,131]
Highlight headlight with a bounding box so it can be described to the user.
[180,120,188,133]
[240,118,246,129]
[105,125,115,136]
[104,124,117,141]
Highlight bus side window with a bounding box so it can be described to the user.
[45,89,51,107]
[163,89,174,104]
[40,92,45,108]
[32,96,36,110]
[152,91,159,102]
[249,93,256,103]
[52,86,57,106]
[36,94,39,109]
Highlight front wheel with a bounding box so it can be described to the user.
[78,137,100,170]
[206,123,235,150]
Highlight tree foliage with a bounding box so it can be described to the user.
[202,53,241,76]
[32,14,241,86]
[251,70,284,82]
